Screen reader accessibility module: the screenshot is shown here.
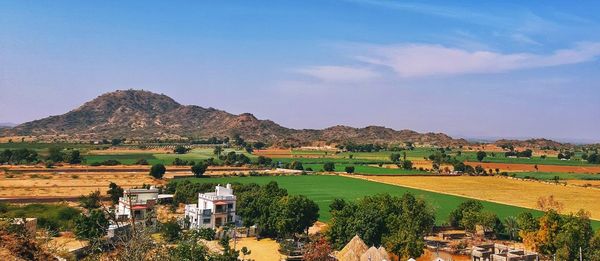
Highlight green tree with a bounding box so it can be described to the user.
[401,160,413,170]
[323,162,335,172]
[290,161,304,171]
[168,231,209,260]
[74,209,109,241]
[174,145,189,154]
[78,191,101,210]
[588,229,600,261]
[191,162,208,178]
[448,200,483,228]
[107,182,124,205]
[65,150,83,164]
[476,151,487,162]
[161,219,182,243]
[504,216,519,240]
[274,195,319,236]
[213,146,223,157]
[47,147,64,162]
[390,153,401,162]
[555,210,593,261]
[344,166,355,174]
[150,164,166,179]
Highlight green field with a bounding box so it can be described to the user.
[457,151,593,166]
[510,172,600,181]
[303,163,428,175]
[171,175,599,229]
[84,148,254,165]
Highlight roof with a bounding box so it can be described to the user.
[338,235,368,261]
[360,246,390,261]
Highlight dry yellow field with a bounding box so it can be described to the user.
[230,238,283,261]
[359,175,600,220]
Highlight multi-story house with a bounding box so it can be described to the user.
[185,183,237,229]
[115,187,159,228]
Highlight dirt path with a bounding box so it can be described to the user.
[351,175,600,220]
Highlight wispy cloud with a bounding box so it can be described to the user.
[299,42,600,79]
[296,65,379,82]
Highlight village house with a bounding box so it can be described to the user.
[184,183,238,229]
[115,187,159,228]
[471,243,538,261]
[335,235,390,261]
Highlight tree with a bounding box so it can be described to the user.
[173,145,189,154]
[161,219,182,243]
[65,150,83,164]
[555,210,593,261]
[47,147,64,162]
[401,160,413,170]
[344,166,355,174]
[304,237,334,261]
[107,182,124,205]
[240,246,252,261]
[476,151,487,162]
[191,162,208,177]
[390,153,401,162]
[448,200,484,228]
[213,146,223,157]
[253,141,266,150]
[150,164,166,179]
[74,209,109,241]
[168,231,209,260]
[588,229,600,261]
[274,195,319,237]
[329,198,346,213]
[504,216,519,240]
[79,191,101,209]
[323,162,335,172]
[290,161,304,171]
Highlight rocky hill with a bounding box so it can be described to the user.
[2,90,467,146]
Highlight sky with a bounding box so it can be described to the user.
[1,0,599,142]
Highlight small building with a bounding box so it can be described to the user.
[185,184,237,229]
[115,187,159,228]
[471,243,538,261]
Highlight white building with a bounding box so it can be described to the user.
[185,184,237,229]
[115,187,159,228]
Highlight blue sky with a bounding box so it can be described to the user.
[1,0,599,142]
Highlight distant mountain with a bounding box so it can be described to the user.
[0,122,16,130]
[1,89,468,146]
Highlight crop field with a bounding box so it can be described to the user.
[362,175,600,222]
[510,171,600,181]
[83,148,253,165]
[168,175,599,228]
[303,163,428,175]
[464,162,600,174]
[457,151,591,166]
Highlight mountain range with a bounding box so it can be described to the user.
[2,90,574,147]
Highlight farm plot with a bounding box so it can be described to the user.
[464,162,600,174]
[361,175,600,221]
[170,175,597,228]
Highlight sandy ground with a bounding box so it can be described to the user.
[357,175,600,220]
[230,237,283,261]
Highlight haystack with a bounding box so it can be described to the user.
[360,246,390,261]
[337,235,368,260]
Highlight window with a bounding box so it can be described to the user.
[203,218,211,224]
[227,203,233,210]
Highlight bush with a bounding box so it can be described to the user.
[323,162,335,172]
[344,166,355,174]
[150,164,166,179]
[161,219,182,243]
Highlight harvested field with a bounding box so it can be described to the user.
[360,175,600,220]
[0,165,273,199]
[230,238,283,261]
[465,161,600,174]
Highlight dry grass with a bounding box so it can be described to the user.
[361,175,600,220]
[230,237,283,261]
